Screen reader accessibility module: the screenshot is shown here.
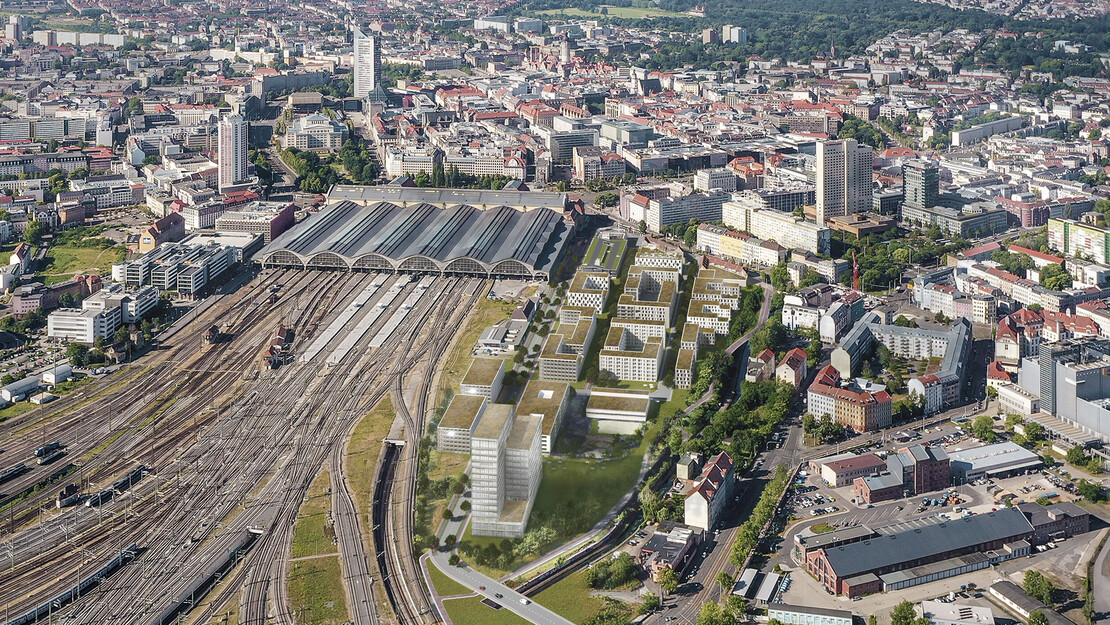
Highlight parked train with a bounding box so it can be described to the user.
[1,543,138,625]
[0,463,28,486]
[85,465,148,508]
[34,441,62,458]
[36,449,65,465]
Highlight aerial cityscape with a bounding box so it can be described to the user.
[0,0,1110,625]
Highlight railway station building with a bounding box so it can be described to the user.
[257,186,572,281]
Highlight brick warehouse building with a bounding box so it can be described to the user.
[887,444,950,495]
[806,508,1034,597]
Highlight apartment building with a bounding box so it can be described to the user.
[514,380,570,454]
[683,452,736,531]
[645,190,730,233]
[599,326,664,382]
[437,395,487,454]
[460,358,506,400]
[565,271,611,311]
[538,333,584,382]
[807,365,893,432]
[721,197,832,255]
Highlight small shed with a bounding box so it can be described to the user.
[43,364,73,386]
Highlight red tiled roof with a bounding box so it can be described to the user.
[987,361,1012,381]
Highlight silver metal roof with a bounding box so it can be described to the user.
[259,200,569,277]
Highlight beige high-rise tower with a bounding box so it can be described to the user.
[816,138,873,225]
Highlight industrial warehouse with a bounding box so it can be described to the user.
[801,507,1079,597]
[257,187,573,279]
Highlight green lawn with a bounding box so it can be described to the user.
[427,561,472,598]
[534,452,643,526]
[532,569,615,624]
[0,401,37,424]
[291,470,338,558]
[286,556,350,625]
[460,388,664,578]
[654,389,690,418]
[441,596,531,625]
[38,244,125,281]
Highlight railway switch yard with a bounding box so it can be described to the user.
[0,268,475,625]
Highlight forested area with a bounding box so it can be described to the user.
[521,0,1110,75]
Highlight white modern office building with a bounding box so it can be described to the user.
[217,115,249,192]
[470,404,543,538]
[352,27,381,99]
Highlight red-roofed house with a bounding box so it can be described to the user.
[746,348,776,382]
[1008,244,1064,268]
[986,361,1013,389]
[683,452,735,531]
[138,213,185,253]
[959,241,1001,262]
[776,347,808,387]
[807,365,893,432]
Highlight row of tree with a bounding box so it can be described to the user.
[412,164,512,191]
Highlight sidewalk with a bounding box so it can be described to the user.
[685,282,773,413]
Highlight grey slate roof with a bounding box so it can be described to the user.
[259,200,569,275]
[819,507,1034,578]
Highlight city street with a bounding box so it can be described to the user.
[427,495,575,625]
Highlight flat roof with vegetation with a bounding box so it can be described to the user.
[439,395,486,430]
[462,358,505,387]
[676,348,696,369]
[569,270,611,293]
[567,318,594,345]
[582,236,628,273]
[516,379,569,434]
[540,334,577,360]
[587,387,652,412]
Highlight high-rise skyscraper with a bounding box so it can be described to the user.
[352,27,380,99]
[218,115,249,192]
[902,159,939,211]
[816,138,873,225]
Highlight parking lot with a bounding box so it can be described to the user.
[775,524,1100,625]
[753,416,1109,625]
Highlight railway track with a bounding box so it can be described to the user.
[0,271,483,625]
[378,278,486,625]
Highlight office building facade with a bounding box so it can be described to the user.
[217,115,249,192]
[902,159,938,211]
[816,139,872,225]
[353,28,381,99]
